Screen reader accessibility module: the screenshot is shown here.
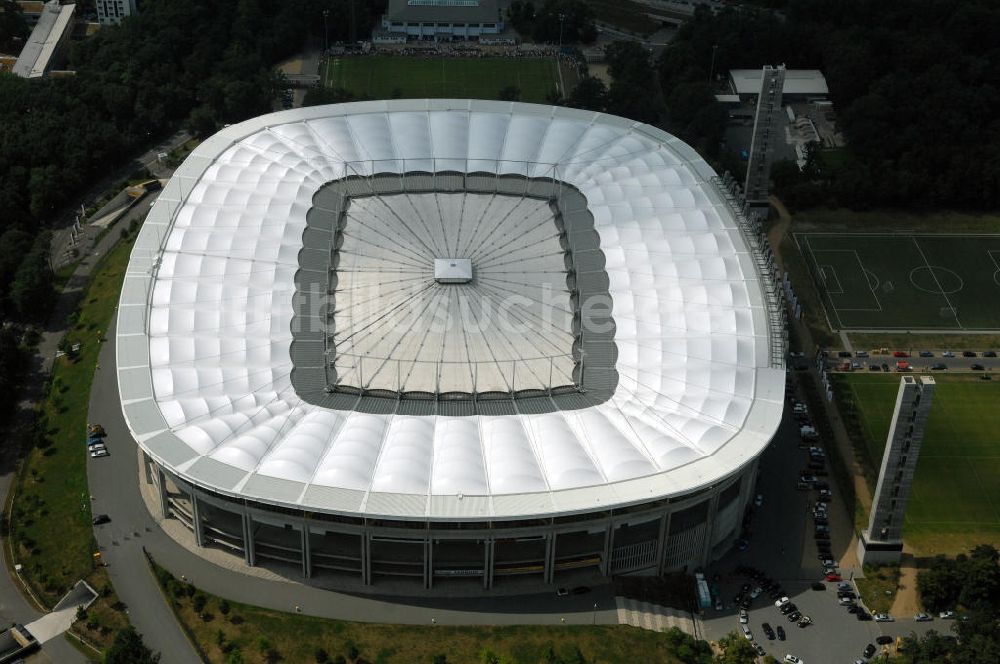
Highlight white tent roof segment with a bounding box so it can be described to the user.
[116,100,785,520]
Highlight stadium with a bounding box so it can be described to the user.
[116,100,785,590]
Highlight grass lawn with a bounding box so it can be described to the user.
[325,56,560,102]
[9,231,136,607]
[835,373,1000,554]
[793,232,1000,330]
[151,561,691,664]
[855,564,900,614]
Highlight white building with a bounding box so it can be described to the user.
[95,0,137,26]
[729,69,829,101]
[118,100,786,589]
[11,0,74,79]
[380,0,504,41]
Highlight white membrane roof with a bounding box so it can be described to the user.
[117,100,785,520]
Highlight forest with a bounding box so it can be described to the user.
[654,0,1000,210]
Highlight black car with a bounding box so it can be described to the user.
[963,351,977,357]
[856,610,872,621]
[846,604,859,613]
[762,622,775,640]
[985,351,997,358]
[919,350,934,357]
[864,644,877,658]
[780,603,797,615]
[776,626,785,641]
[882,363,890,372]
[92,514,110,525]
[972,363,986,370]
[754,644,765,656]
[876,636,893,645]
[838,351,852,358]
[810,582,825,591]
[787,611,802,622]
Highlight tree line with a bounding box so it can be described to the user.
[0,0,385,236]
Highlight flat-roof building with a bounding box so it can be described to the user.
[11,0,74,79]
[729,69,828,100]
[380,0,504,41]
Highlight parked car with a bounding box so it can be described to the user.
[741,624,753,640]
[90,449,109,458]
[931,363,948,370]
[985,351,997,358]
[873,613,893,622]
[776,626,785,641]
[864,644,876,658]
[856,351,869,358]
[739,609,748,624]
[783,655,801,664]
[92,514,110,525]
[942,351,955,357]
[780,603,797,615]
[972,363,986,370]
[838,351,852,358]
[856,610,872,621]
[914,612,933,622]
[963,351,977,357]
[939,610,956,619]
[762,622,775,640]
[798,615,812,627]
[825,572,842,581]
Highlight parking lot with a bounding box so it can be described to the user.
[698,375,946,663]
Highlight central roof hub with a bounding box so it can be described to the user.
[434,258,472,284]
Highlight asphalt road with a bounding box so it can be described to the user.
[698,392,952,663]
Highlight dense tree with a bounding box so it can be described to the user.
[8,232,54,323]
[0,0,356,234]
[714,631,757,664]
[104,626,160,664]
[507,0,596,45]
[564,75,607,112]
[606,41,663,125]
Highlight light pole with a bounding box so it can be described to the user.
[558,13,565,52]
[708,43,718,86]
[592,602,597,625]
[323,9,330,55]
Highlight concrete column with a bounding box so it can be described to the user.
[543,533,555,584]
[191,491,205,548]
[361,531,372,586]
[426,538,434,589]
[483,539,494,590]
[301,523,312,578]
[142,450,153,484]
[154,467,169,520]
[423,539,432,589]
[601,523,615,576]
[241,510,256,567]
[653,512,669,575]
[700,492,721,568]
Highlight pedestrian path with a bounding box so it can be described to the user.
[614,596,695,635]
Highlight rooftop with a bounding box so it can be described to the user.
[11,0,74,79]
[729,69,829,97]
[117,101,784,520]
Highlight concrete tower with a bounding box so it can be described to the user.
[744,65,786,210]
[858,375,935,565]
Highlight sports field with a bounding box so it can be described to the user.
[840,374,1000,551]
[795,233,1000,331]
[324,56,561,103]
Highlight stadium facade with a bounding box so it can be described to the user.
[118,100,785,589]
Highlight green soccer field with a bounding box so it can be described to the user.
[324,56,561,103]
[840,374,1000,552]
[794,233,1000,331]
